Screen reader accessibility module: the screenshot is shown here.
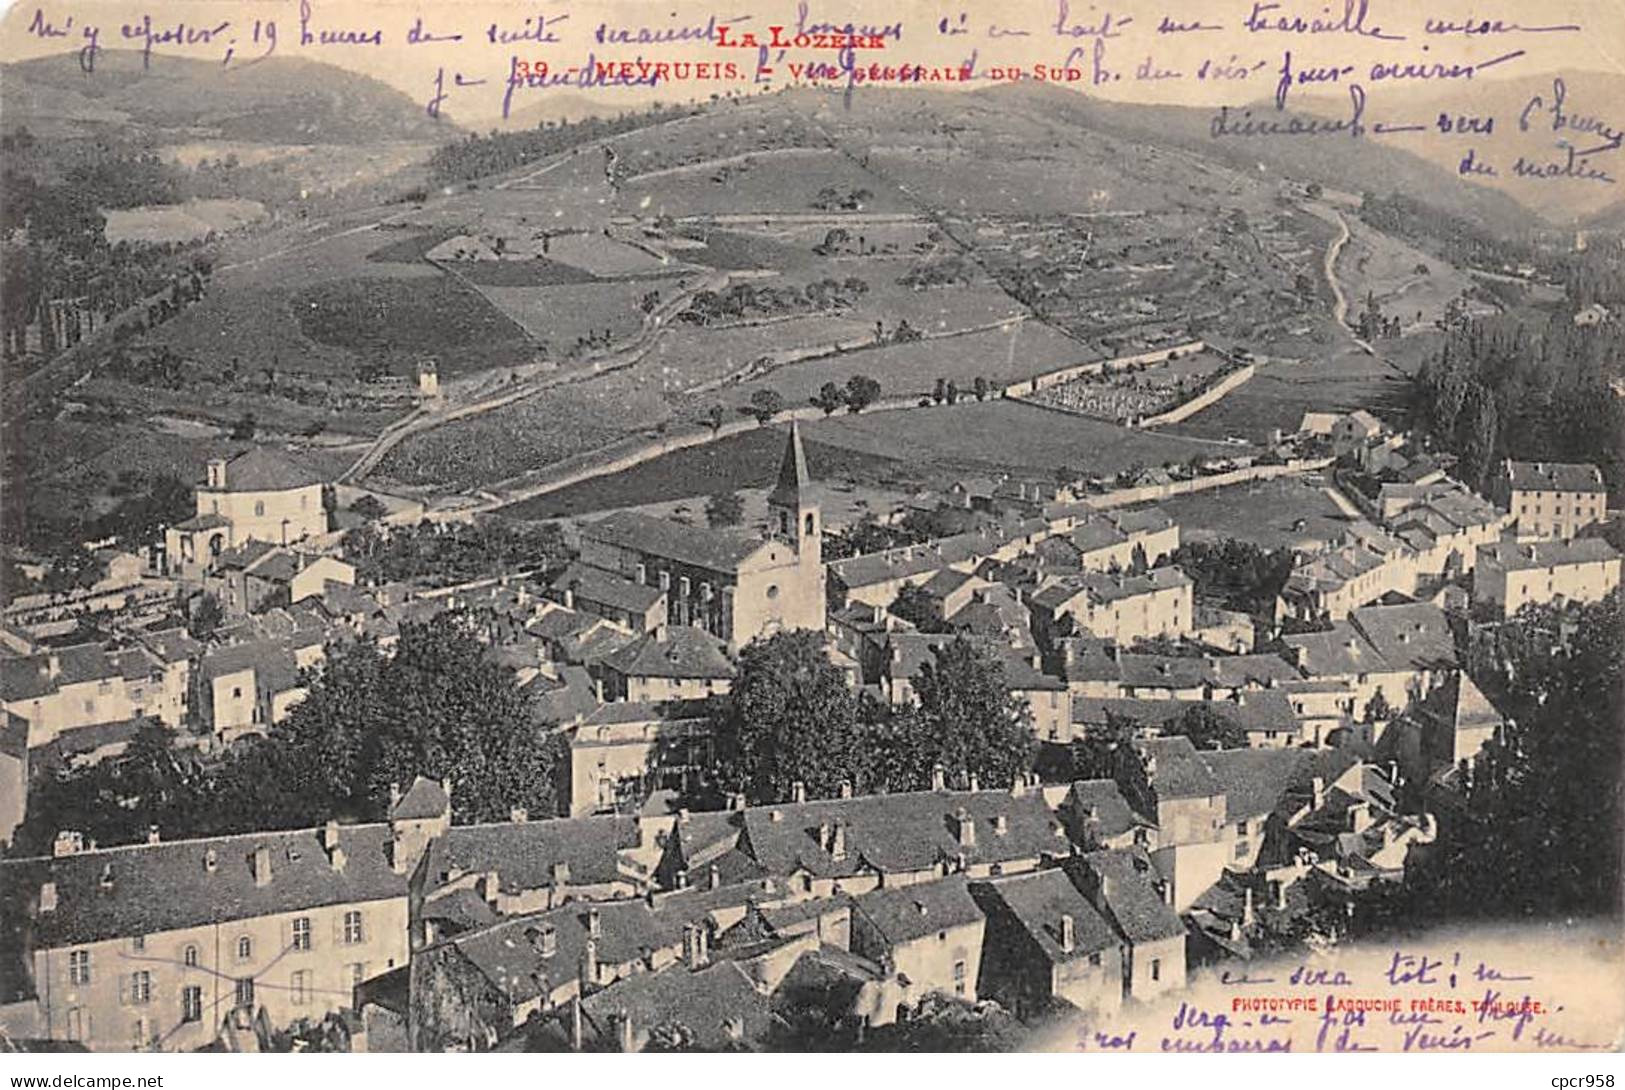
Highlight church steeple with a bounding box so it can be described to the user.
[768,422,819,562]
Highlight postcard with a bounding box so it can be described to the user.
[0,0,1621,1060]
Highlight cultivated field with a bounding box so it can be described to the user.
[803,400,1224,478]
[1149,474,1353,551]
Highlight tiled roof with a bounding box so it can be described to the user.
[603,626,733,680]
[1478,538,1620,573]
[852,873,982,945]
[390,776,450,822]
[679,788,1067,882]
[972,868,1117,962]
[582,960,773,1050]
[1077,848,1185,944]
[552,563,665,614]
[1066,779,1140,840]
[582,511,767,575]
[205,447,326,493]
[1505,460,1606,493]
[424,815,642,895]
[3,823,407,949]
[0,645,120,702]
[1137,736,1220,800]
[1197,748,1356,824]
[1348,602,1456,673]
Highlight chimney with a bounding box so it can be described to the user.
[329,845,347,873]
[323,819,340,850]
[1273,880,1288,910]
[1144,753,1158,778]
[551,862,571,888]
[654,624,669,643]
[510,806,528,823]
[1159,879,1174,906]
[45,654,61,681]
[204,848,218,874]
[953,807,976,848]
[569,996,584,1052]
[770,809,783,823]
[147,826,160,845]
[581,937,599,990]
[252,845,273,888]
[38,881,57,913]
[587,907,602,940]
[389,783,402,810]
[1349,801,1372,834]
[709,863,720,891]
[792,781,806,804]
[683,923,710,970]
[829,820,847,861]
[562,585,576,610]
[539,925,558,958]
[839,780,853,799]
[1059,913,1076,953]
[993,814,1008,836]
[616,1011,635,1053]
[98,864,114,892]
[1229,918,1242,942]
[1242,887,1255,927]
[1311,776,1325,810]
[932,764,947,792]
[969,773,980,793]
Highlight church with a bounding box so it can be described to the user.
[574,423,825,650]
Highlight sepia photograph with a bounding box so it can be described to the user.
[0,0,1621,1069]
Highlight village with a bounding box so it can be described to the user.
[0,394,1617,1051]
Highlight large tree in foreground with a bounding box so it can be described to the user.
[709,630,863,804]
[902,637,1035,789]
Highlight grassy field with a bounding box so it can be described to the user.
[1168,344,1413,442]
[477,279,674,355]
[293,275,541,377]
[804,400,1224,478]
[1337,217,1479,333]
[617,148,914,218]
[500,425,912,521]
[1150,473,1353,550]
[700,319,1087,416]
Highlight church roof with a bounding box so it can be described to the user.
[204,448,326,493]
[767,421,811,509]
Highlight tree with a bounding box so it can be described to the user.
[188,592,223,640]
[1389,593,1622,920]
[275,619,562,824]
[844,374,882,413]
[705,490,746,528]
[704,403,726,435]
[973,376,990,402]
[869,994,1029,1052]
[890,582,943,632]
[745,388,785,426]
[904,638,1035,789]
[709,631,864,804]
[230,413,257,440]
[1162,703,1247,750]
[349,494,388,520]
[1068,709,1139,782]
[812,382,845,416]
[933,377,947,404]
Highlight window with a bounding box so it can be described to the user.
[131,1017,149,1051]
[182,944,199,969]
[291,916,311,951]
[1089,952,1102,967]
[291,969,311,1005]
[129,970,151,1005]
[766,584,780,600]
[349,962,368,986]
[235,977,255,1010]
[1235,841,1249,859]
[952,960,967,996]
[679,576,690,598]
[69,950,91,985]
[254,501,266,517]
[236,935,253,961]
[130,935,145,954]
[1151,958,1162,982]
[804,512,816,537]
[232,686,243,700]
[343,910,365,945]
[65,1008,85,1041]
[181,986,202,1024]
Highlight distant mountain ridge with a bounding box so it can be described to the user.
[1,50,457,144]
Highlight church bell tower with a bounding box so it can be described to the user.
[768,421,820,569]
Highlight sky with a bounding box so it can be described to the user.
[0,0,1622,125]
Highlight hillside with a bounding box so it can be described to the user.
[0,51,456,145]
[1312,71,1625,225]
[971,81,1539,237]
